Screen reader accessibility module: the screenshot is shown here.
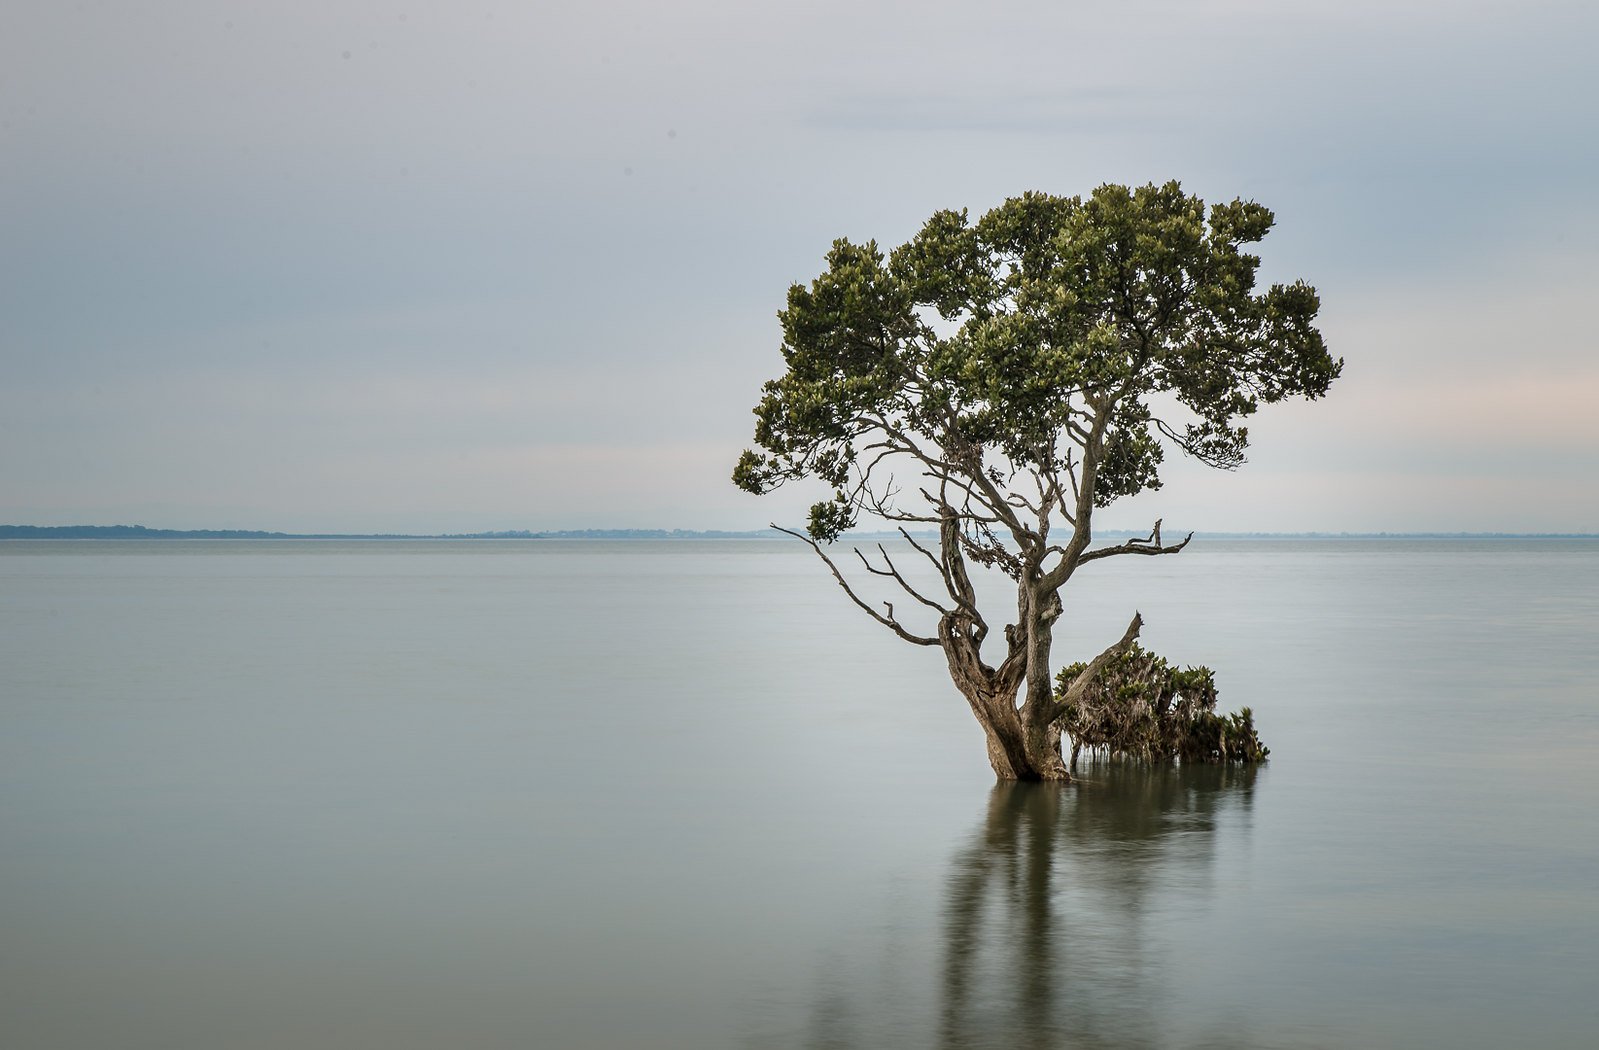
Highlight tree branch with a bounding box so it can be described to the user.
[853,544,952,615]
[1039,396,1115,591]
[899,526,987,633]
[1077,518,1194,565]
[1039,611,1145,725]
[939,512,994,647]
[771,525,941,646]
[938,404,1038,550]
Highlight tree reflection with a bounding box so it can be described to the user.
[939,763,1258,1050]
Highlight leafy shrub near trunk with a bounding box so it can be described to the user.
[1056,644,1268,767]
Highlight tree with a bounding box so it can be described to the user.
[734,182,1339,781]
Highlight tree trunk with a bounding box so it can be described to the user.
[1019,715,1071,781]
[937,602,1056,780]
[946,656,1071,782]
[941,579,1141,782]
[953,681,1070,782]
[927,513,1085,781]
[1017,582,1071,781]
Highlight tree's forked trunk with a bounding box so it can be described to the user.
[948,672,1072,782]
[945,600,1144,782]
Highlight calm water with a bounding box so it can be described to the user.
[2,538,1597,1048]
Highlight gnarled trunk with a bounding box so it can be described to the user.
[942,584,1144,782]
[1016,581,1071,780]
[944,627,1071,782]
[951,678,1070,782]
[932,523,1078,781]
[954,685,1072,781]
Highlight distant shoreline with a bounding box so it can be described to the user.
[2,525,1596,541]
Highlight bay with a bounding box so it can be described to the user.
[2,538,1596,1048]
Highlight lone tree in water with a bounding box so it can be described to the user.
[734,182,1339,781]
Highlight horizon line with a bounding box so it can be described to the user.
[3,524,1597,541]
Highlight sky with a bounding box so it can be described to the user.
[3,0,1596,534]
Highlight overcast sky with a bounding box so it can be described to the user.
[3,0,1595,533]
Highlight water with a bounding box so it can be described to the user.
[2,538,1596,1048]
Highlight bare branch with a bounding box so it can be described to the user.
[914,468,1008,522]
[852,544,951,615]
[918,487,1003,525]
[1006,491,1040,514]
[1030,466,1052,527]
[1039,611,1146,725]
[1040,392,1120,592]
[872,506,947,525]
[1062,450,1081,522]
[957,519,1024,581]
[938,513,993,648]
[937,404,1038,550]
[899,526,987,631]
[771,525,941,646]
[899,527,946,576]
[1077,518,1194,565]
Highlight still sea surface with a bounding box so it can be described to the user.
[2,538,1597,1049]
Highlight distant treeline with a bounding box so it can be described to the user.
[0,525,416,539]
[2,525,1594,541]
[0,525,774,540]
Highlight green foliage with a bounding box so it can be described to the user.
[1057,644,1269,764]
[734,181,1341,542]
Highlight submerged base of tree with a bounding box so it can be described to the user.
[1056,644,1269,771]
